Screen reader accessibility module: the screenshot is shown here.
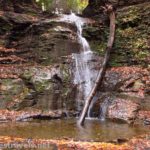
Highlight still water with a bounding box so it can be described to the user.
[0,119,149,142]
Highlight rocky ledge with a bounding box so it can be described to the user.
[0,109,77,122]
[0,1,79,117]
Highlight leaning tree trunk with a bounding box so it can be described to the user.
[78,5,116,126]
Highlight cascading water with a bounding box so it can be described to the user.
[73,24,94,117]
[61,13,98,118]
[50,12,99,118]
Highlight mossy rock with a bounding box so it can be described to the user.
[22,67,54,92]
[0,79,30,109]
[84,2,150,67]
[1,79,26,95]
[111,2,150,67]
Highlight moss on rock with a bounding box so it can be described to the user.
[111,2,150,67]
[83,2,150,67]
[0,79,30,109]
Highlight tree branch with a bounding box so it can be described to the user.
[78,5,116,126]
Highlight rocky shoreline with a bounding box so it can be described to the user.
[0,134,150,150]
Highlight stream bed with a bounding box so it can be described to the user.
[0,119,149,142]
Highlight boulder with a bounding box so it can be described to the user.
[0,109,68,122]
[0,109,41,122]
[107,98,139,123]
[40,110,66,119]
[100,67,150,98]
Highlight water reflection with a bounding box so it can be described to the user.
[0,119,149,142]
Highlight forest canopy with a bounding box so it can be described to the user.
[35,0,88,12]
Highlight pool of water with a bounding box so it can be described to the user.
[0,119,149,142]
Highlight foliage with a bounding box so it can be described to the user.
[0,136,131,150]
[36,0,53,10]
[67,0,88,12]
[111,2,150,67]
[36,0,88,12]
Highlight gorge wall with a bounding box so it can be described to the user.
[0,0,149,123]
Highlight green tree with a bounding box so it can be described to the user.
[36,0,88,12]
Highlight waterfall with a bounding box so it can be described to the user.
[74,26,93,117]
[56,13,98,118]
[64,13,98,118]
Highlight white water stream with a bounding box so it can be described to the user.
[59,13,98,117]
[46,12,99,118]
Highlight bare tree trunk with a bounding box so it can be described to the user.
[78,5,116,126]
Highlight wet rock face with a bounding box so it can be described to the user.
[21,22,80,65]
[0,3,80,114]
[1,19,80,65]
[22,65,76,111]
[107,98,139,123]
[0,8,80,65]
[0,65,76,111]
